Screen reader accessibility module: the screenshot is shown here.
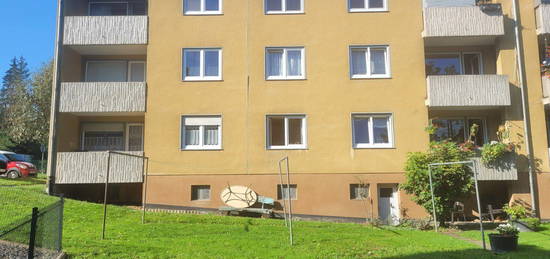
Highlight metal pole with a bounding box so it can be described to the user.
[102,151,111,240]
[512,0,537,215]
[472,160,487,250]
[142,158,149,224]
[285,158,293,246]
[278,158,288,227]
[428,165,438,232]
[57,195,64,252]
[28,207,39,259]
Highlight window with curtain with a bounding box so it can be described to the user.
[430,118,487,146]
[183,49,222,81]
[277,184,297,200]
[181,116,222,150]
[265,0,303,13]
[352,114,393,148]
[267,115,306,149]
[349,0,387,12]
[350,46,390,78]
[184,0,222,14]
[266,47,305,80]
[350,184,369,200]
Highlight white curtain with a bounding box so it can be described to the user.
[370,48,386,75]
[351,50,367,76]
[204,50,219,77]
[185,51,201,77]
[185,126,200,146]
[186,0,201,12]
[86,61,127,82]
[373,117,389,144]
[286,50,302,77]
[204,126,219,145]
[267,51,283,77]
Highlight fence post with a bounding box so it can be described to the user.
[57,195,64,251]
[28,207,39,259]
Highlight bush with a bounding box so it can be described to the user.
[481,142,509,165]
[402,141,474,224]
[519,217,541,231]
[503,205,528,221]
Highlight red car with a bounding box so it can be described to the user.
[0,151,38,178]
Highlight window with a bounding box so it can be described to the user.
[85,60,146,82]
[349,0,387,12]
[430,118,487,146]
[265,47,305,80]
[126,124,144,151]
[350,46,390,79]
[265,0,304,14]
[184,0,222,14]
[181,116,222,150]
[277,184,297,200]
[81,123,126,151]
[350,184,369,200]
[191,185,211,201]
[267,115,306,149]
[425,52,482,76]
[352,114,393,148]
[89,1,147,16]
[183,49,222,81]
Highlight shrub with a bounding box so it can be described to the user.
[402,141,474,224]
[519,217,541,231]
[481,142,509,165]
[503,205,528,221]
[496,224,519,236]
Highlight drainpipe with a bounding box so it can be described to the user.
[47,0,65,195]
[511,0,537,215]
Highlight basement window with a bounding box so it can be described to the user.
[191,185,211,201]
[277,184,297,200]
[350,184,369,200]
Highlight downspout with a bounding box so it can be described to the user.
[47,0,65,195]
[511,0,538,215]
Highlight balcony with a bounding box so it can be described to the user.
[472,152,518,181]
[543,77,550,106]
[63,16,148,55]
[422,1,504,46]
[536,1,550,35]
[426,75,511,109]
[55,151,144,184]
[59,82,146,114]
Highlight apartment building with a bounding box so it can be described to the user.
[47,0,550,222]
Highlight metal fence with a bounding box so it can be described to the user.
[0,195,64,259]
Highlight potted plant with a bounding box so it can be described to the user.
[489,224,519,253]
[503,204,540,232]
[481,124,515,165]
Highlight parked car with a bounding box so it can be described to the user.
[0,151,37,179]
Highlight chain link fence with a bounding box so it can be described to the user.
[0,186,64,259]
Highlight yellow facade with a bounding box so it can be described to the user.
[49,0,550,220]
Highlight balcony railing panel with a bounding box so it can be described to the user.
[422,6,504,39]
[63,16,148,45]
[59,82,146,113]
[536,4,550,35]
[426,75,511,108]
[472,153,518,181]
[56,151,144,184]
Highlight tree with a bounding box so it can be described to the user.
[30,60,53,146]
[401,141,474,224]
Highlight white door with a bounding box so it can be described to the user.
[379,185,400,225]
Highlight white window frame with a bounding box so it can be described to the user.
[89,1,130,16]
[265,47,306,80]
[348,0,388,12]
[425,51,484,75]
[266,115,307,150]
[182,48,223,81]
[125,123,144,151]
[181,115,222,150]
[264,0,304,14]
[352,113,394,149]
[128,61,147,82]
[349,45,391,79]
[183,0,223,15]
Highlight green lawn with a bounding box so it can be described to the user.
[0,173,47,186]
[1,182,548,258]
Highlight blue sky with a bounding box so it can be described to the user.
[0,1,57,76]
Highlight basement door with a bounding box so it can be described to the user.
[378,185,400,225]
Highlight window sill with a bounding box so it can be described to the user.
[182,78,223,82]
[353,146,395,149]
[351,75,392,80]
[183,12,223,16]
[348,9,389,13]
[267,146,308,150]
[266,77,307,81]
[265,11,305,15]
[181,148,223,151]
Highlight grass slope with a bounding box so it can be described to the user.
[0,181,543,258]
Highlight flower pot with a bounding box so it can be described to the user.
[488,234,518,253]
